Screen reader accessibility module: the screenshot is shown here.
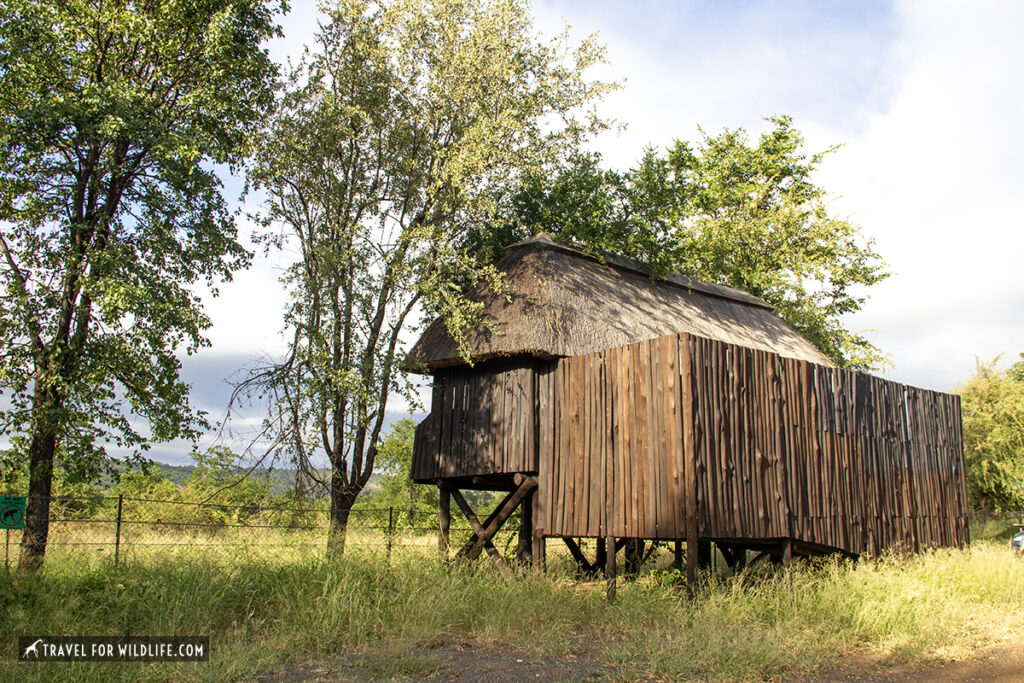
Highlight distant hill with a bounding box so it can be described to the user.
[146,462,384,497]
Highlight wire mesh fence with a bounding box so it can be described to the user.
[2,495,523,570]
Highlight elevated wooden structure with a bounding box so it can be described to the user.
[408,235,969,586]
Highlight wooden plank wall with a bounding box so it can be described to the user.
[539,333,969,557]
[535,334,688,540]
[411,361,538,481]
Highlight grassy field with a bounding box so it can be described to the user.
[2,522,1024,682]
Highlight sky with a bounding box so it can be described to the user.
[161,0,1024,465]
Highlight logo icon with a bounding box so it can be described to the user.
[0,504,23,527]
[0,496,26,530]
[23,638,44,659]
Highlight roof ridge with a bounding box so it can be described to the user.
[506,233,772,311]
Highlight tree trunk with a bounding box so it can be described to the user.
[19,424,57,573]
[327,476,360,559]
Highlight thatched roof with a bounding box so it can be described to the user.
[408,234,832,372]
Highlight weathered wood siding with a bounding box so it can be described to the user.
[537,333,969,556]
[688,335,968,554]
[412,360,540,481]
[535,334,687,539]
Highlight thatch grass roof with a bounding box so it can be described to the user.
[408,233,832,372]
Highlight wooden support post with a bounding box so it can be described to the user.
[532,533,546,571]
[782,538,793,566]
[518,487,534,564]
[596,536,607,570]
[450,489,511,578]
[438,485,450,561]
[605,535,617,602]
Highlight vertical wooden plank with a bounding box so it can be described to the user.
[553,360,566,536]
[467,374,480,473]
[579,354,593,537]
[590,352,603,538]
[613,344,625,540]
[667,335,684,539]
[570,354,583,536]
[622,343,634,539]
[681,334,700,598]
[598,351,610,537]
[535,364,551,539]
[639,340,656,539]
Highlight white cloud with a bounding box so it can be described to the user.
[811,0,1024,390]
[535,0,1024,391]
[167,0,1024,467]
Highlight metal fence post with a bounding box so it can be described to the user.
[386,506,395,565]
[114,494,123,567]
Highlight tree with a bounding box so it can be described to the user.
[365,418,436,526]
[0,0,282,570]
[237,0,610,553]
[472,117,890,370]
[958,358,1024,514]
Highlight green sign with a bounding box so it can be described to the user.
[0,496,26,530]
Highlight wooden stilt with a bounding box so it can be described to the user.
[532,533,546,571]
[439,485,450,561]
[518,488,534,564]
[782,538,793,566]
[605,535,617,602]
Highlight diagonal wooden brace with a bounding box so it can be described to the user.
[450,489,511,578]
[561,537,596,573]
[457,488,517,557]
[461,477,538,563]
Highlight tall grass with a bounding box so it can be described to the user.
[2,541,1023,682]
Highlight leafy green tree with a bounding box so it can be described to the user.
[112,467,181,502]
[361,419,436,527]
[474,117,890,369]
[958,358,1024,514]
[236,0,611,553]
[182,445,270,522]
[0,0,282,569]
